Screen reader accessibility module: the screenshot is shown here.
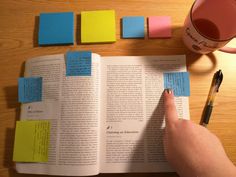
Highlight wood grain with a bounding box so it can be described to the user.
[0,0,235,177]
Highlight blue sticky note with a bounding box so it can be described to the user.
[39,12,74,45]
[66,51,92,76]
[164,72,190,96]
[122,16,145,38]
[18,77,43,103]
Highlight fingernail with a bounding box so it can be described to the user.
[165,88,172,94]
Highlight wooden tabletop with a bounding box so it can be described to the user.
[0,0,236,177]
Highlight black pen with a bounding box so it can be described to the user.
[201,70,223,127]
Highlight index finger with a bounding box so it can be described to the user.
[164,89,178,126]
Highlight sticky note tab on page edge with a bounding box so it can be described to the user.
[81,10,116,43]
[18,77,43,103]
[66,51,92,76]
[13,120,50,162]
[164,72,190,96]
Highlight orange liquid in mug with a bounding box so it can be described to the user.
[193,18,220,40]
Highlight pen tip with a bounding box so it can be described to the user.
[215,70,223,92]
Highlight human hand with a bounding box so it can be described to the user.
[163,89,236,177]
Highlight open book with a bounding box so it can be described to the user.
[16,54,189,176]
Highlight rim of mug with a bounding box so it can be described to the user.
[190,1,236,42]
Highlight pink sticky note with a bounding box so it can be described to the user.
[148,16,172,38]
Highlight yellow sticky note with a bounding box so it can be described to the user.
[81,10,116,43]
[13,120,50,162]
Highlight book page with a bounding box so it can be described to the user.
[16,53,101,176]
[99,55,189,173]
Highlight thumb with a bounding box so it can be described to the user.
[164,89,178,126]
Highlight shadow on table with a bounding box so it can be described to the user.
[33,16,39,47]
[3,85,20,169]
[76,14,81,45]
[3,85,21,171]
[3,87,22,176]
[2,62,28,177]
[186,51,217,75]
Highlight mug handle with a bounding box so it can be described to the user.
[219,47,236,54]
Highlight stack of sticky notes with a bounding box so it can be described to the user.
[148,16,172,38]
[81,10,116,43]
[13,120,50,162]
[38,12,74,45]
[122,16,145,38]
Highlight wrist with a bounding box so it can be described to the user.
[200,160,236,177]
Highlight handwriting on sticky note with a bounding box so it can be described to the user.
[18,77,43,103]
[13,120,50,162]
[66,51,92,76]
[164,72,190,96]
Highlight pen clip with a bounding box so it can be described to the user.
[213,70,223,92]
